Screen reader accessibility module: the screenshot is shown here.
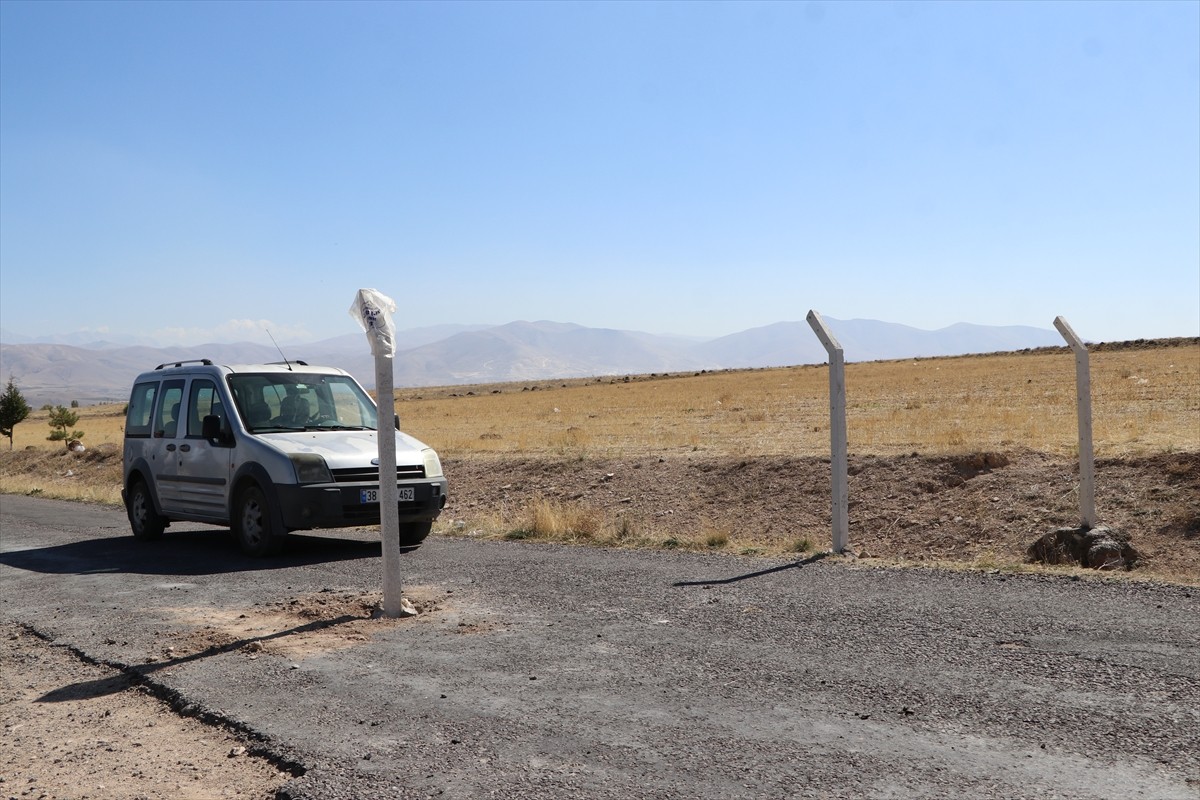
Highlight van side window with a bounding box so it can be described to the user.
[126,382,159,438]
[154,380,186,439]
[187,379,223,437]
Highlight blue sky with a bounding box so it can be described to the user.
[1,0,1197,347]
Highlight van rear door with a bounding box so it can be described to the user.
[151,378,187,512]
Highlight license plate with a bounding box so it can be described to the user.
[360,487,415,504]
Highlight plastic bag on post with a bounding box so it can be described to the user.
[348,288,398,358]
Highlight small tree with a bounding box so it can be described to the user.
[47,405,84,446]
[0,376,32,449]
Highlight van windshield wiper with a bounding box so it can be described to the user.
[290,422,374,431]
[253,423,374,432]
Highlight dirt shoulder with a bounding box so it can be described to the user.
[444,449,1200,583]
[1,621,292,800]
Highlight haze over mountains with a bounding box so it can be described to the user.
[0,318,1065,407]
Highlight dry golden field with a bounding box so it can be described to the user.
[2,341,1197,581]
[5,341,1197,459]
[393,342,1199,460]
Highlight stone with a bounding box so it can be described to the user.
[1026,524,1140,570]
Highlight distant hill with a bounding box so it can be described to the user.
[387,322,715,386]
[0,318,1064,407]
[694,319,1066,367]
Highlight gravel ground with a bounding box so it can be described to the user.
[2,494,1198,800]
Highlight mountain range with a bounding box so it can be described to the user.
[0,318,1065,407]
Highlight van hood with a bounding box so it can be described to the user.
[257,429,430,470]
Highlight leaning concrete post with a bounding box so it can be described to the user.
[1053,316,1098,528]
[350,289,404,617]
[806,310,849,553]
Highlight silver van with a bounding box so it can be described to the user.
[121,359,448,556]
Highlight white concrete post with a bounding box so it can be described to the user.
[1053,316,1098,528]
[350,289,404,617]
[806,310,849,553]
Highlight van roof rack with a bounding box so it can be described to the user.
[266,360,308,366]
[155,359,214,370]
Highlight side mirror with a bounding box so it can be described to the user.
[202,414,230,445]
[395,414,401,430]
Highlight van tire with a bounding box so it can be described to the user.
[398,520,433,549]
[128,479,166,540]
[233,484,285,557]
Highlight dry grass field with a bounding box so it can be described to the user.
[394,341,1198,460]
[2,340,1197,581]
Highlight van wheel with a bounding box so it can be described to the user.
[398,521,433,549]
[128,479,165,540]
[233,485,284,557]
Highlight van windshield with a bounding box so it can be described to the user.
[228,373,379,432]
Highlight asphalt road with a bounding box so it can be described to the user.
[2,495,1197,800]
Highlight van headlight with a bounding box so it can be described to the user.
[422,448,443,479]
[291,454,332,484]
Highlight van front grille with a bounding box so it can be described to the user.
[332,465,425,483]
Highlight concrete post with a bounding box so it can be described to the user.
[374,355,403,616]
[806,310,849,553]
[351,289,404,617]
[1053,316,1098,528]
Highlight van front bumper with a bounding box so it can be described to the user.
[275,479,448,530]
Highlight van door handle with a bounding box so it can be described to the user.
[166,444,176,452]
[179,444,191,453]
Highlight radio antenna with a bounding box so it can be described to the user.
[266,329,293,371]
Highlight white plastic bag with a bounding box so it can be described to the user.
[348,288,398,358]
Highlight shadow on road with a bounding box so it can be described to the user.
[0,528,391,577]
[28,610,366,704]
[672,551,829,587]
